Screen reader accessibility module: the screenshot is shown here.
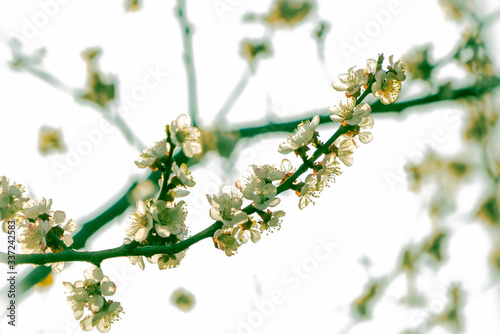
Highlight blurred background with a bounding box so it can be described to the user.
[1,0,500,333]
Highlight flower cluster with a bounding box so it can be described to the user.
[332,58,377,97]
[206,160,294,256]
[64,266,123,333]
[0,176,29,231]
[124,198,188,270]
[18,198,77,272]
[1,177,78,273]
[134,139,169,170]
[3,54,406,328]
[126,114,202,270]
[207,186,248,228]
[204,56,405,254]
[134,114,202,170]
[371,55,407,105]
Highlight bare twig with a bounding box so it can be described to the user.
[175,0,200,127]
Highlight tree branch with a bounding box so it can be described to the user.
[0,123,349,267]
[9,75,499,301]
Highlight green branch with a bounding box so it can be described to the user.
[0,123,348,267]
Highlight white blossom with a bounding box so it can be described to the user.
[0,176,29,230]
[332,66,367,96]
[170,114,202,158]
[316,153,342,191]
[207,186,248,227]
[123,238,145,271]
[213,227,242,256]
[278,115,320,154]
[329,97,371,126]
[371,57,406,105]
[299,174,318,209]
[236,165,283,211]
[151,200,188,237]
[64,266,121,333]
[23,197,52,219]
[357,115,374,144]
[80,301,123,333]
[171,162,196,187]
[125,200,153,242]
[268,210,286,227]
[332,137,357,166]
[135,140,169,169]
[149,251,186,270]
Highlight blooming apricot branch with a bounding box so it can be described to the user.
[0,53,407,332]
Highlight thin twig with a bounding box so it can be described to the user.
[214,68,252,125]
[175,0,200,127]
[14,64,145,151]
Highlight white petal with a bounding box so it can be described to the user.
[89,295,104,312]
[100,281,117,296]
[332,81,347,91]
[358,132,373,144]
[52,211,65,224]
[155,223,171,238]
[80,315,95,331]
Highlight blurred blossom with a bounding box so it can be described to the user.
[403,45,434,83]
[240,38,273,70]
[8,38,46,70]
[476,194,500,226]
[491,248,500,272]
[463,95,498,144]
[423,230,448,263]
[124,0,142,12]
[79,48,116,108]
[170,287,196,312]
[456,28,494,76]
[128,180,158,204]
[38,126,66,155]
[438,0,475,21]
[436,284,464,332]
[264,0,314,28]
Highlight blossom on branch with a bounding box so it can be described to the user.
[18,198,77,273]
[134,140,169,170]
[329,97,371,126]
[236,164,285,211]
[207,186,248,227]
[64,266,122,333]
[213,226,243,256]
[278,115,320,154]
[170,114,202,158]
[151,200,188,238]
[125,200,153,242]
[372,56,406,105]
[0,176,29,231]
